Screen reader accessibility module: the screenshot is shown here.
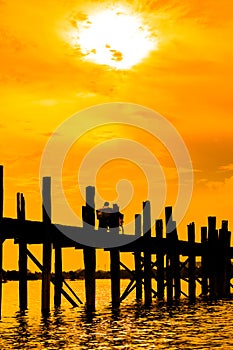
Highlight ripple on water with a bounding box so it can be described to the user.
[1,282,233,349]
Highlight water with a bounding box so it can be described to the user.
[0,280,233,349]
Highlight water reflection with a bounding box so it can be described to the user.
[1,287,233,349]
[13,311,31,349]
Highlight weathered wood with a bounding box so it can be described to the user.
[173,223,180,301]
[156,219,164,300]
[0,165,3,319]
[17,193,28,311]
[134,214,142,300]
[41,177,52,313]
[223,223,231,297]
[63,279,83,304]
[3,160,233,311]
[208,216,218,299]
[54,243,62,307]
[83,186,96,312]
[143,201,152,306]
[165,206,173,238]
[217,221,231,298]
[201,227,208,296]
[26,248,79,307]
[165,207,174,303]
[188,222,196,302]
[110,248,120,308]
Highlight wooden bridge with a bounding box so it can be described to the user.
[0,164,232,317]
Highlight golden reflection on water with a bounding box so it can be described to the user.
[0,281,233,349]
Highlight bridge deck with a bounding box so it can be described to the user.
[0,217,212,256]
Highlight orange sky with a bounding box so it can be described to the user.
[1,0,233,270]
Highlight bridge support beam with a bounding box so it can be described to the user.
[143,201,152,307]
[41,177,52,314]
[134,214,142,300]
[54,243,62,308]
[17,193,28,312]
[188,222,196,302]
[156,219,164,300]
[83,186,96,313]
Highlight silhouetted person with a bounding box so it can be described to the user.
[96,202,113,230]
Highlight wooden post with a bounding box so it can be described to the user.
[110,248,120,309]
[134,214,142,300]
[165,206,174,303]
[201,227,208,296]
[156,219,164,300]
[17,193,28,311]
[218,221,231,298]
[173,222,180,302]
[0,165,3,319]
[223,222,231,297]
[41,177,52,314]
[83,186,96,312]
[188,222,196,302]
[143,201,152,306]
[208,216,218,299]
[54,243,62,307]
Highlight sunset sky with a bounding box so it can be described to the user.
[1,0,233,270]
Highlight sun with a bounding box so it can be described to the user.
[69,7,157,69]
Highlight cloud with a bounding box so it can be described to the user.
[219,163,233,171]
[40,132,60,137]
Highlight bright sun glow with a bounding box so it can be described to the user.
[69,7,157,69]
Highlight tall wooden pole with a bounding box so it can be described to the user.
[201,227,208,296]
[109,201,121,309]
[41,177,52,314]
[0,165,3,319]
[83,186,96,312]
[188,222,196,302]
[156,219,164,300]
[208,216,218,299]
[218,221,231,298]
[54,243,62,308]
[223,222,231,297]
[17,193,28,311]
[134,214,142,300]
[165,206,173,303]
[143,201,152,306]
[110,248,120,309]
[173,222,180,301]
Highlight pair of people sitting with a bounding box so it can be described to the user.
[96,202,124,232]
